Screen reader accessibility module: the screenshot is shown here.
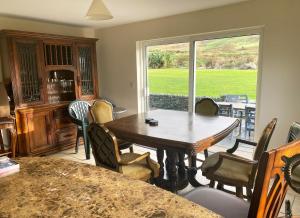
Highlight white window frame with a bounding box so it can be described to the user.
[137,26,264,123]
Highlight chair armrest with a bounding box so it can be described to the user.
[219,153,258,165]
[119,152,150,165]
[206,153,257,175]
[227,138,257,154]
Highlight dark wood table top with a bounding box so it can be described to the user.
[106,109,239,153]
[0,157,220,218]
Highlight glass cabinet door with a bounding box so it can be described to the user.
[15,40,43,105]
[77,45,96,98]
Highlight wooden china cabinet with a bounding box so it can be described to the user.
[0,30,98,156]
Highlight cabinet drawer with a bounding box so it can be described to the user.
[56,128,77,145]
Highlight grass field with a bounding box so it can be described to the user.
[148,68,257,100]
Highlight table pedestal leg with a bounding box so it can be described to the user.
[187,151,203,187]
[166,150,178,193]
[156,148,164,179]
[178,152,186,177]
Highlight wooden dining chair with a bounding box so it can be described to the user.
[88,123,160,182]
[201,118,277,199]
[89,99,133,153]
[195,97,219,116]
[194,97,220,160]
[184,138,300,218]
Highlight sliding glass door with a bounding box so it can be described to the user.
[142,30,261,139]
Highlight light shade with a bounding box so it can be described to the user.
[86,0,113,20]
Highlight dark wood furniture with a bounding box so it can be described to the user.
[195,97,221,162]
[105,109,240,192]
[0,117,17,158]
[88,123,159,182]
[195,98,219,116]
[0,30,98,156]
[0,157,218,218]
[184,137,300,218]
[201,118,277,199]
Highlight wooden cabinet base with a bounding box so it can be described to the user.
[16,103,78,156]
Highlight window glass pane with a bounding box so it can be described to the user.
[147,43,189,111]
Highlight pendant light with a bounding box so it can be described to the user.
[86,0,113,20]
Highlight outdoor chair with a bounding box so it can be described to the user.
[222,94,248,119]
[89,99,133,152]
[184,137,300,218]
[88,123,160,182]
[68,100,91,159]
[245,106,256,137]
[218,104,233,117]
[201,118,277,199]
[222,94,249,103]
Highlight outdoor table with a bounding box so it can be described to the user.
[216,101,256,111]
[106,109,239,192]
[0,157,220,218]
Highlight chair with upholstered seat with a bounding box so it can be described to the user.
[89,99,133,152]
[68,100,91,159]
[184,137,300,218]
[201,118,277,199]
[88,123,160,182]
[195,97,219,159]
[195,98,219,116]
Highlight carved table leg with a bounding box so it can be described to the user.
[187,151,203,187]
[156,148,165,178]
[165,150,178,193]
[178,151,186,177]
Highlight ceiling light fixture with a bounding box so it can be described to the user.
[86,0,113,20]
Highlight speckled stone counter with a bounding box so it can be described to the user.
[0,157,220,218]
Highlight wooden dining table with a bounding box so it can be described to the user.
[106,109,240,192]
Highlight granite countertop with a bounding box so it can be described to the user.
[0,157,220,218]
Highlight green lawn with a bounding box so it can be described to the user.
[148,68,257,100]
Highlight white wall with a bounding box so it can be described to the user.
[95,0,300,148]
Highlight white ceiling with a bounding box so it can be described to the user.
[0,0,248,29]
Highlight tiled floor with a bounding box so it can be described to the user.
[50,136,300,217]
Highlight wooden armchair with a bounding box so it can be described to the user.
[195,98,219,116]
[89,99,133,152]
[184,137,300,218]
[195,97,220,159]
[88,123,159,182]
[201,118,277,199]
